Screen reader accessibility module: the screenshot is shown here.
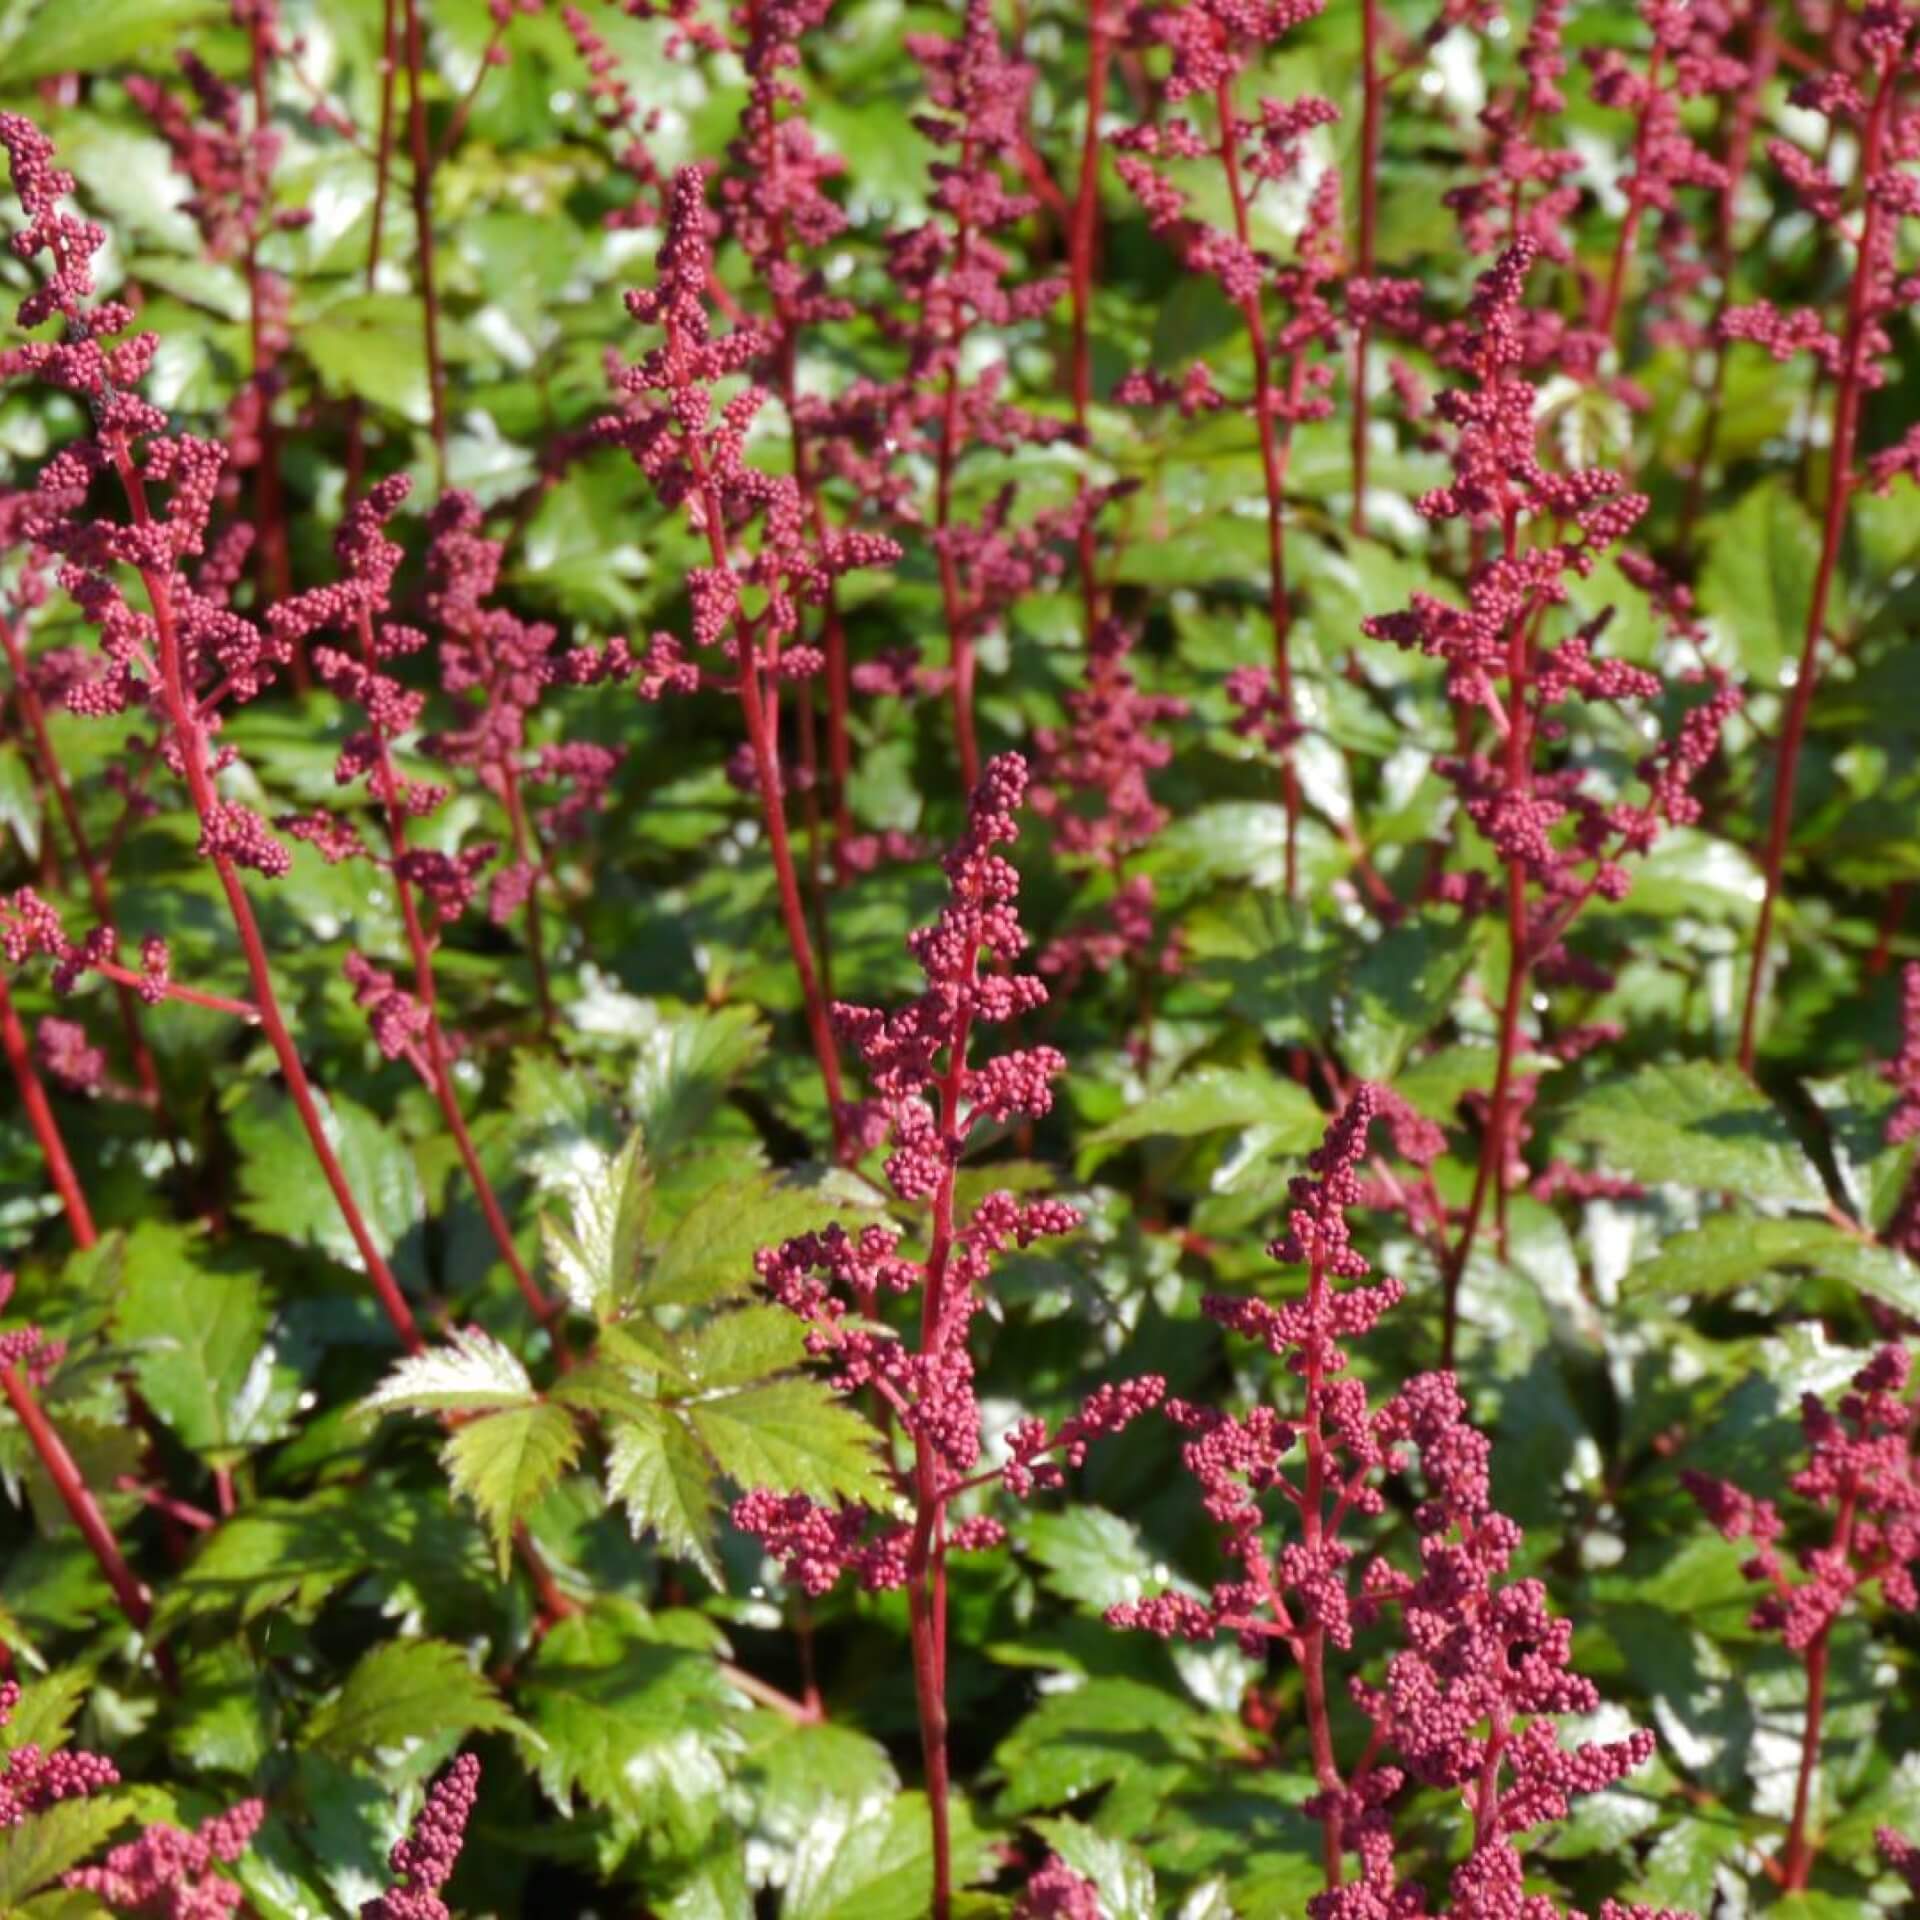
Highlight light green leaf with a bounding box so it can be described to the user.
[1029,1817,1156,1920]
[114,1231,295,1462]
[1020,1508,1160,1615]
[1337,910,1480,1081]
[782,1792,952,1920]
[541,1129,652,1321]
[0,747,40,864]
[358,1326,535,1420]
[687,1381,888,1508]
[605,1408,721,1585]
[1082,1069,1322,1154]
[441,1402,584,1575]
[1699,478,1821,689]
[1624,1211,1920,1316]
[645,1175,865,1311]
[682,1307,808,1390]
[625,1004,769,1159]
[299,295,432,425]
[304,1639,524,1763]
[0,1798,135,1908]
[0,0,224,80]
[1552,1062,1826,1207]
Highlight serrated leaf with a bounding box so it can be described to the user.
[358,1326,535,1419]
[0,0,224,81]
[519,1603,739,1837]
[1020,1508,1161,1614]
[1552,1062,1826,1207]
[682,1307,808,1390]
[541,1129,653,1321]
[605,1408,721,1585]
[1029,1817,1156,1920]
[1337,910,1480,1081]
[1082,1069,1322,1154]
[441,1402,584,1575]
[782,1792,963,1920]
[114,1232,296,1461]
[303,1639,524,1763]
[688,1381,888,1507]
[231,1088,426,1288]
[1624,1210,1920,1316]
[1699,478,1820,689]
[626,1003,768,1158]
[0,1798,135,1907]
[645,1176,866,1311]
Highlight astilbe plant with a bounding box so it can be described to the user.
[595,164,900,1160]
[734,752,1164,1917]
[1107,1087,1685,1919]
[1684,1347,1920,1891]
[1360,239,1738,1360]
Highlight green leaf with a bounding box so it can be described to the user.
[1020,1508,1161,1614]
[1337,910,1480,1081]
[541,1128,653,1321]
[687,1381,888,1508]
[605,1408,722,1585]
[1081,1069,1323,1154]
[358,1326,536,1419]
[0,0,224,80]
[1698,478,1821,690]
[1623,1210,1920,1316]
[441,1402,584,1575]
[682,1307,808,1390]
[304,1639,524,1763]
[299,295,432,425]
[0,1798,135,1907]
[114,1229,295,1462]
[625,1004,769,1159]
[231,1088,426,1288]
[0,746,40,864]
[993,1680,1207,1820]
[1029,1817,1156,1920]
[519,1603,739,1837]
[645,1175,867,1311]
[782,1792,953,1920]
[1551,1062,1826,1207]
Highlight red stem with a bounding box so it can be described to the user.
[348,613,565,1338]
[345,0,400,500]
[1300,1255,1346,1887]
[1215,76,1300,899]
[0,972,96,1245]
[1782,1489,1854,1888]
[402,0,449,480]
[1,1365,152,1634]
[0,611,165,1111]
[1350,0,1379,535]
[679,428,847,1158]
[499,763,558,1039]
[1738,65,1897,1072]
[109,448,423,1354]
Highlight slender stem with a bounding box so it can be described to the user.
[499,764,558,1038]
[245,18,293,620]
[1738,66,1896,1072]
[1,1365,152,1634]
[348,613,564,1337]
[1068,0,1112,635]
[1215,76,1300,899]
[902,959,974,1920]
[1350,0,1379,535]
[0,973,97,1245]
[1783,1490,1854,1889]
[429,16,509,168]
[1592,47,1663,350]
[345,0,400,500]
[109,448,423,1354]
[402,0,449,479]
[681,431,848,1158]
[0,612,165,1110]
[1300,1254,1346,1888]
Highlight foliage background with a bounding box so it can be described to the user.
[1,0,1919,1914]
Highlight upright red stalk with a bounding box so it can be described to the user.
[402,0,449,480]
[1738,66,1897,1072]
[345,0,400,500]
[108,451,424,1354]
[1068,0,1112,631]
[1349,0,1379,535]
[0,610,164,1111]
[0,972,96,1246]
[244,16,292,615]
[346,608,564,1339]
[497,763,558,1038]
[0,1364,152,1634]
[934,175,981,796]
[1214,76,1300,900]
